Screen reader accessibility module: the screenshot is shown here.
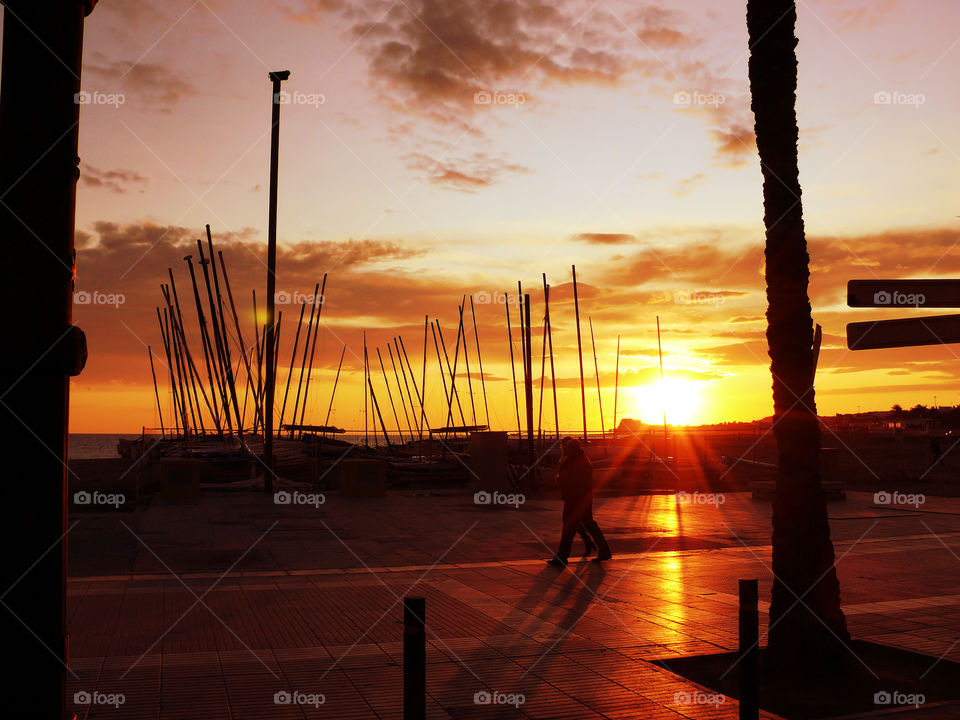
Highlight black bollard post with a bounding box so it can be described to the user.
[739,578,759,720]
[404,597,426,720]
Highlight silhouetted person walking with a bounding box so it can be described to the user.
[548,437,611,567]
[577,523,595,556]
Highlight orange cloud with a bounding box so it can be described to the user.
[711,125,756,166]
[81,166,148,194]
[573,233,636,245]
[84,54,197,111]
[404,151,530,191]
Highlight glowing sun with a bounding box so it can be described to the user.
[628,378,703,426]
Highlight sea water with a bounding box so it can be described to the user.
[69,434,138,459]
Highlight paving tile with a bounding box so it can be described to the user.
[66,490,960,718]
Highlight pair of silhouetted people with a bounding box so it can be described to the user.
[548,436,611,568]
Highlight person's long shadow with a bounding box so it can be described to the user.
[539,560,607,642]
[493,559,608,653]
[507,561,609,709]
[436,561,606,718]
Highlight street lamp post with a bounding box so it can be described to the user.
[263,70,289,493]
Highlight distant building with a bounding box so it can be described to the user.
[822,411,886,432]
[872,417,943,436]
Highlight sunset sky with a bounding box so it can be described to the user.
[18,0,960,432]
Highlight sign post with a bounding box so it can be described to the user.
[846,280,960,350]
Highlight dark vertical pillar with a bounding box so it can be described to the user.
[0,1,96,717]
[523,294,534,460]
[505,294,522,438]
[739,578,759,720]
[403,597,426,720]
[572,265,587,441]
[263,69,289,491]
[543,275,559,439]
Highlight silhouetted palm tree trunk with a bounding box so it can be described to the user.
[746,0,849,660]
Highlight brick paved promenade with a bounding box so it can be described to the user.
[64,489,960,718]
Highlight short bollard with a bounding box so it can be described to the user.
[403,597,426,720]
[739,579,759,720]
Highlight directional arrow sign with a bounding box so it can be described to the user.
[847,314,960,350]
[848,279,960,308]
